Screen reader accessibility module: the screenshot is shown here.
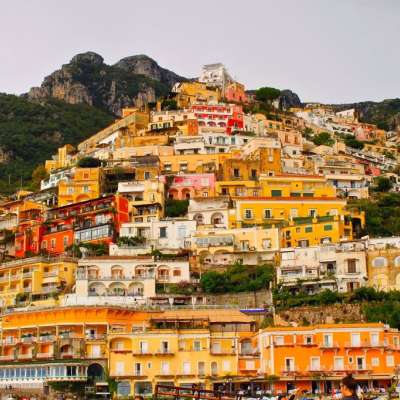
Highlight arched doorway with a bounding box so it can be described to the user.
[87,363,105,382]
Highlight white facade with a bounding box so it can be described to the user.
[40,169,72,190]
[120,219,197,250]
[188,197,230,228]
[277,241,368,293]
[199,63,233,90]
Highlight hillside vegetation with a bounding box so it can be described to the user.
[0,93,113,194]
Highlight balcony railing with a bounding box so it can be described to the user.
[0,354,15,360]
[17,353,33,359]
[39,335,55,342]
[37,352,54,359]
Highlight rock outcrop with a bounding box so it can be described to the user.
[28,52,187,116]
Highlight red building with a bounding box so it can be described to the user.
[15,208,44,258]
[191,103,244,134]
[41,195,129,255]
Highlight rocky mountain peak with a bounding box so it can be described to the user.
[70,51,104,65]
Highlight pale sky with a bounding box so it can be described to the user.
[0,0,399,103]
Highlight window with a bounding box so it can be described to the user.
[305,226,313,233]
[161,362,170,375]
[223,360,231,372]
[83,185,89,193]
[42,241,47,249]
[182,362,191,375]
[271,190,282,197]
[244,209,253,219]
[51,239,56,249]
[144,171,151,180]
[371,333,379,346]
[63,236,69,247]
[334,357,344,370]
[309,209,317,217]
[193,341,201,352]
[372,257,387,267]
[395,256,400,267]
[351,333,360,347]
[274,336,284,345]
[285,358,295,372]
[245,360,255,370]
[298,239,309,248]
[324,224,333,231]
[159,227,167,238]
[290,208,298,218]
[356,356,365,370]
[135,363,142,376]
[263,239,271,249]
[305,335,313,345]
[371,357,379,367]
[233,168,240,178]
[323,334,332,347]
[116,362,125,375]
[161,341,169,353]
[139,341,148,354]
[264,209,272,219]
[251,169,257,179]
[386,355,394,367]
[310,357,320,371]
[347,259,357,273]
[198,361,205,376]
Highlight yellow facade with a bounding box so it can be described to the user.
[45,144,76,173]
[174,82,221,108]
[58,167,103,206]
[160,153,232,174]
[108,309,255,394]
[259,174,337,197]
[367,248,400,291]
[0,256,77,307]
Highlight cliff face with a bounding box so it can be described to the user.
[332,98,400,131]
[28,52,187,116]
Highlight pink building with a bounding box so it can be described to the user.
[167,173,216,200]
[191,103,244,134]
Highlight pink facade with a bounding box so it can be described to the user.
[191,103,244,134]
[224,82,247,103]
[167,173,216,200]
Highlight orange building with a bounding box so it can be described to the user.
[258,323,400,394]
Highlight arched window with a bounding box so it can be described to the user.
[394,256,400,267]
[372,257,388,267]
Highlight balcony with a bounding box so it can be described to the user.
[60,351,75,359]
[155,349,174,356]
[22,272,32,278]
[2,338,16,345]
[20,336,36,344]
[319,342,340,349]
[210,350,236,356]
[39,335,55,343]
[344,340,386,348]
[43,271,59,278]
[86,334,106,341]
[0,354,15,361]
[37,351,54,359]
[17,353,33,360]
[132,350,154,356]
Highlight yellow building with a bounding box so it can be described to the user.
[259,174,337,197]
[0,306,147,396]
[367,247,400,291]
[173,82,221,108]
[118,178,165,221]
[78,108,150,154]
[0,256,77,307]
[45,144,76,173]
[160,153,232,174]
[108,309,255,395]
[58,167,103,206]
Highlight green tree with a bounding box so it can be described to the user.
[375,176,393,192]
[311,131,334,146]
[255,87,281,102]
[30,164,48,190]
[165,199,189,217]
[344,135,364,149]
[200,271,228,293]
[77,156,102,168]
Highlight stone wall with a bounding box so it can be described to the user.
[275,303,364,326]
[205,289,272,308]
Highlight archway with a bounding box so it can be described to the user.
[87,363,105,382]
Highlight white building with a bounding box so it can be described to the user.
[199,63,233,91]
[119,219,197,250]
[277,241,368,293]
[188,197,231,228]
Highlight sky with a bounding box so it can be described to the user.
[0,0,399,104]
